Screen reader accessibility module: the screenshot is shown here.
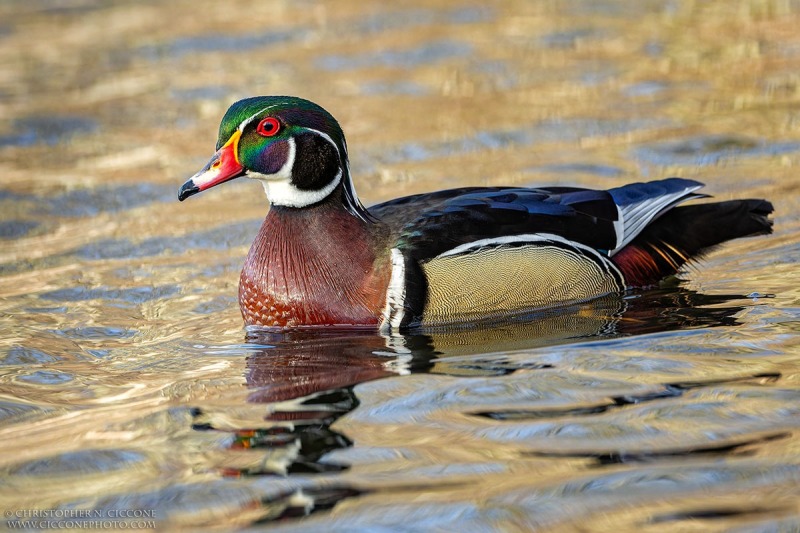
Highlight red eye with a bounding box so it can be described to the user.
[256,117,281,137]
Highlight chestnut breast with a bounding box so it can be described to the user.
[239,204,390,327]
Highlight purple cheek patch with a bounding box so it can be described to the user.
[260,140,290,175]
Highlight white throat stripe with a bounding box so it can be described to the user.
[243,122,355,209]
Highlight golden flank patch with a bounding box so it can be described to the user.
[421,243,621,325]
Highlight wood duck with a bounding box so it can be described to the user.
[178,96,773,331]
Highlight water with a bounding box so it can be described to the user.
[1,0,799,530]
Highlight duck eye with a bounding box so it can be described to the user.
[256,117,281,137]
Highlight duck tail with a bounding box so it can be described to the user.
[611,199,774,287]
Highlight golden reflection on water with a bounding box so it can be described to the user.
[0,0,799,530]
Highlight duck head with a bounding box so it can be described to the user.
[179,96,366,216]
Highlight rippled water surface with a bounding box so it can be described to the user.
[1,1,800,530]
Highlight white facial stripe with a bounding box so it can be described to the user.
[308,128,367,220]
[343,159,360,205]
[245,126,352,208]
[249,136,341,207]
[237,103,282,132]
[250,136,296,182]
[304,128,340,157]
[303,128,351,187]
[380,248,407,332]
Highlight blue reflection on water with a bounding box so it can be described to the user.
[54,327,137,341]
[540,28,601,49]
[0,116,97,147]
[623,80,669,97]
[139,29,301,59]
[0,183,175,219]
[362,117,671,167]
[18,370,74,385]
[171,86,233,101]
[10,449,146,476]
[76,219,260,260]
[318,40,472,71]
[2,346,61,365]
[0,220,39,239]
[41,285,181,304]
[635,135,800,166]
[360,80,428,96]
[529,163,625,178]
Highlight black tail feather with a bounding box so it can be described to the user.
[612,199,774,286]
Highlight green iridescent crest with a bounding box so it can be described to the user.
[216,96,345,151]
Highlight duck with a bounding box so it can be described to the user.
[178,96,773,331]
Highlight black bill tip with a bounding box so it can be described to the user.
[178,180,200,202]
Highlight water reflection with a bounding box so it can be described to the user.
[634,135,800,167]
[0,116,96,148]
[202,286,755,523]
[1,1,798,529]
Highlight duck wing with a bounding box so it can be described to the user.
[374,178,704,329]
[372,178,703,259]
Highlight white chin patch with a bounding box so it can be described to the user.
[249,137,342,208]
[261,171,342,208]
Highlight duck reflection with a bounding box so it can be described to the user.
[229,330,427,478]
[193,286,754,518]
